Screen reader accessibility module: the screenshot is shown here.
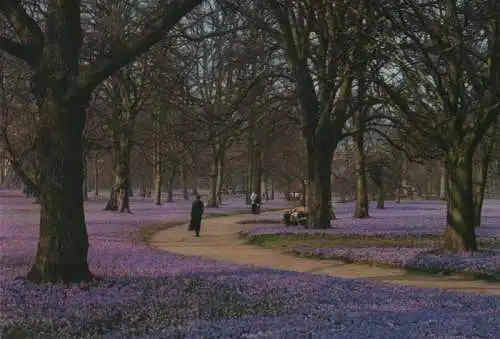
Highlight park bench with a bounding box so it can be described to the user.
[283,206,308,226]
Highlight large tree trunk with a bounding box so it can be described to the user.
[443,151,478,252]
[105,126,133,213]
[27,98,93,283]
[354,131,369,218]
[305,143,334,229]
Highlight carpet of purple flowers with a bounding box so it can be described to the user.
[244,201,500,278]
[1,193,500,338]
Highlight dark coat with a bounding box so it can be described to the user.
[191,200,204,220]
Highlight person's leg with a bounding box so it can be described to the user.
[194,219,201,236]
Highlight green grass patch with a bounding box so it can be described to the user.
[241,233,500,282]
[242,233,500,250]
[236,219,283,225]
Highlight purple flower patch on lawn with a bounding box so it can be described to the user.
[290,246,500,276]
[1,193,500,338]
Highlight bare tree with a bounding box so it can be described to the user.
[0,0,204,283]
[379,0,500,252]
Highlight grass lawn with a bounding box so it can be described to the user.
[241,233,500,281]
[242,233,500,250]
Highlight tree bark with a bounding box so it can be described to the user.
[443,151,478,252]
[473,163,487,227]
[376,183,385,209]
[153,167,163,205]
[0,0,205,284]
[82,157,88,201]
[252,148,263,198]
[207,148,219,207]
[261,171,268,200]
[152,109,163,205]
[105,124,133,213]
[216,149,225,205]
[246,142,254,205]
[181,162,189,200]
[153,155,163,205]
[301,179,307,207]
[305,143,334,229]
[354,131,369,218]
[27,98,93,283]
[192,176,198,196]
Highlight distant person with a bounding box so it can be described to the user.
[250,191,257,213]
[189,195,204,237]
[253,195,262,214]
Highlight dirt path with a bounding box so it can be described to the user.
[150,211,500,295]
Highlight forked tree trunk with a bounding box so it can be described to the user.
[305,145,334,229]
[354,132,369,218]
[105,128,133,213]
[27,99,93,283]
[444,151,478,252]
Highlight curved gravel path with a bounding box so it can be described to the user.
[151,211,500,295]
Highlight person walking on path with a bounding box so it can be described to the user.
[189,195,204,237]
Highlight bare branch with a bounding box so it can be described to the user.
[79,0,204,94]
